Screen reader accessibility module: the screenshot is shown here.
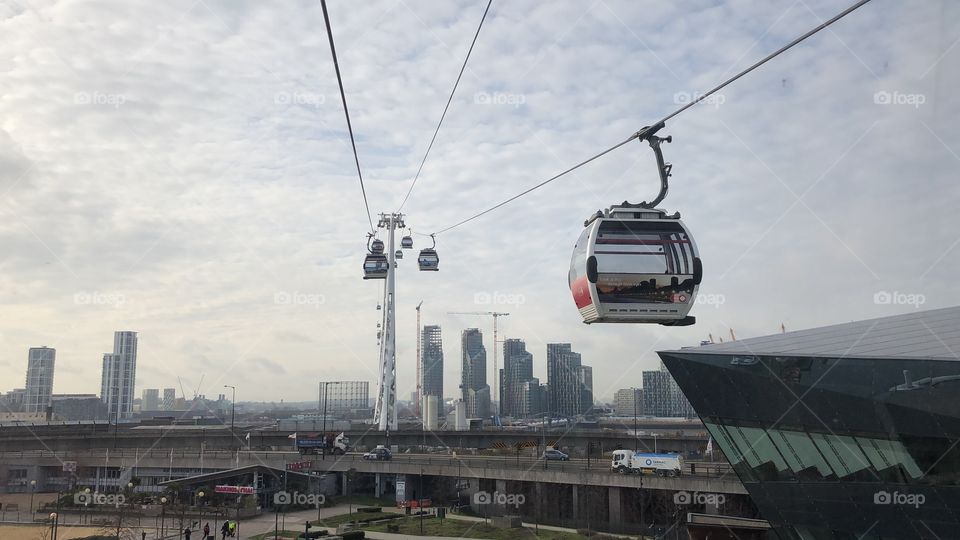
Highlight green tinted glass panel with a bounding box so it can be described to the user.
[811,432,851,477]
[704,421,744,466]
[769,429,806,473]
[740,426,789,472]
[782,431,834,477]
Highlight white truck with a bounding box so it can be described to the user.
[611,450,683,476]
[296,432,350,455]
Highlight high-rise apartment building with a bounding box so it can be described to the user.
[518,378,544,418]
[420,325,444,420]
[547,343,590,417]
[141,388,160,411]
[642,364,694,418]
[161,388,176,410]
[579,365,594,414]
[100,331,138,420]
[614,387,643,417]
[501,339,536,418]
[461,328,490,419]
[25,347,56,413]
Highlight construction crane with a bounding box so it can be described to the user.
[415,300,423,418]
[447,311,510,417]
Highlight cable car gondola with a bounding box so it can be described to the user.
[568,124,701,325]
[418,234,439,271]
[395,250,403,259]
[363,254,388,279]
[363,235,388,280]
[401,230,414,249]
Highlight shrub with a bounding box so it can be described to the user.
[356,507,381,513]
[296,531,328,539]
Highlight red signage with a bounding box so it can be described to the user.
[400,499,432,509]
[214,485,255,495]
[286,461,313,471]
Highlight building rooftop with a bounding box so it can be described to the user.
[663,306,960,361]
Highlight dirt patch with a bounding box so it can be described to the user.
[0,524,109,540]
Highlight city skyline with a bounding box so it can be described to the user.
[0,327,635,408]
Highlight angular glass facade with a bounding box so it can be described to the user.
[658,351,960,539]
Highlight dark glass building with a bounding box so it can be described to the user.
[658,307,960,539]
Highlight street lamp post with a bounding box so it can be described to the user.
[49,512,58,540]
[197,490,205,534]
[633,391,639,451]
[113,482,133,540]
[29,480,36,520]
[113,401,121,449]
[81,488,91,525]
[160,496,167,538]
[224,385,236,432]
[540,415,547,470]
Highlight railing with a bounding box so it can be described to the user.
[0,448,736,479]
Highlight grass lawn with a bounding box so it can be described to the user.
[315,510,399,528]
[365,516,587,539]
[0,525,110,540]
[325,494,395,508]
[248,530,302,540]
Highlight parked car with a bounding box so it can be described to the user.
[542,448,569,461]
[363,446,393,461]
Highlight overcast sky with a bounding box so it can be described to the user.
[0,0,957,405]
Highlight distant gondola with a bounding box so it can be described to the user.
[418,234,439,271]
[363,235,388,279]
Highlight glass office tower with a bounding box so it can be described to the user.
[658,307,960,539]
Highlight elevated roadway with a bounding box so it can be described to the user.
[0,448,745,494]
[0,424,709,457]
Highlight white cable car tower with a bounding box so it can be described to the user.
[372,212,402,431]
[367,213,438,431]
